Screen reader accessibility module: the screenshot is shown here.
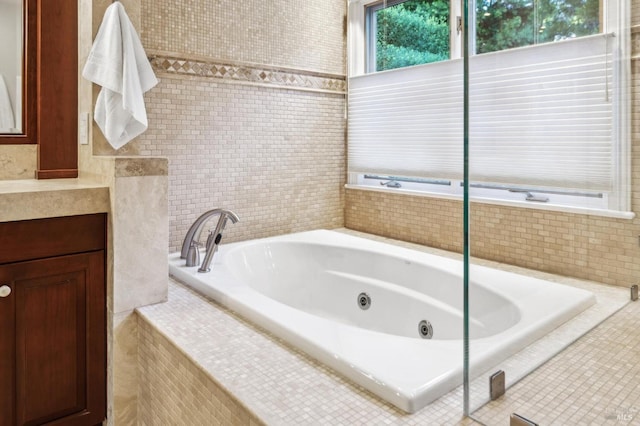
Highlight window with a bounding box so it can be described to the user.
[366,0,451,72]
[475,0,601,54]
[363,0,603,73]
[347,0,631,216]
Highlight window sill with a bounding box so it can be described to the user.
[345,184,636,220]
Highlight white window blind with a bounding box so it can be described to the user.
[348,34,616,192]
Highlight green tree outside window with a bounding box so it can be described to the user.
[373,0,600,72]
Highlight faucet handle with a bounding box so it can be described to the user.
[185,241,200,267]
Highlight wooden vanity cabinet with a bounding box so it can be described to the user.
[0,214,106,426]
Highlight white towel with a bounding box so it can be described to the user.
[82,2,158,149]
[0,74,15,132]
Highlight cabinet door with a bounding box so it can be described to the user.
[0,252,105,426]
[0,271,15,424]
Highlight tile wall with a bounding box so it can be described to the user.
[137,79,345,251]
[141,0,345,76]
[346,191,640,287]
[133,0,347,252]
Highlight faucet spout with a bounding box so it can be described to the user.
[180,208,240,262]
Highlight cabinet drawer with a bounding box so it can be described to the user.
[0,214,106,264]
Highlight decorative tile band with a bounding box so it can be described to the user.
[149,53,346,94]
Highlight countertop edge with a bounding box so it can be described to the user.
[0,180,110,222]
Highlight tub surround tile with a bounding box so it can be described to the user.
[107,169,169,424]
[112,174,168,314]
[138,318,265,426]
[137,75,346,252]
[112,311,138,426]
[132,0,347,254]
[136,230,627,425]
[138,281,453,425]
[345,188,640,288]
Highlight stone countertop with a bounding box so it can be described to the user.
[0,178,110,222]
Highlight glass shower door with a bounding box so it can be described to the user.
[465,0,636,424]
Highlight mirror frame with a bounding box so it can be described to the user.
[1,0,78,179]
[1,0,36,144]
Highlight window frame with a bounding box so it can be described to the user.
[346,173,638,220]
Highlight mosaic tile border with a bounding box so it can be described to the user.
[148,51,346,94]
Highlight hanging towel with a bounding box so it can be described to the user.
[0,74,15,132]
[82,1,158,149]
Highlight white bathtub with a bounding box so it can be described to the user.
[169,230,595,413]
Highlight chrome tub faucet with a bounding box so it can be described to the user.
[180,208,240,272]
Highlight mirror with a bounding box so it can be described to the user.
[1,0,36,144]
[0,0,23,134]
[0,0,77,177]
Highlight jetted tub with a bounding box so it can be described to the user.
[169,230,595,413]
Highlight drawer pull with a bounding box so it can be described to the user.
[0,285,11,298]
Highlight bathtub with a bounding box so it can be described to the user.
[169,230,595,413]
